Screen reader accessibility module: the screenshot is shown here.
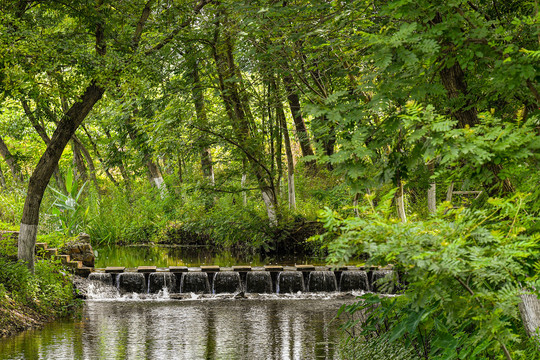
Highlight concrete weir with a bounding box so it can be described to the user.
[213,271,242,294]
[277,271,305,293]
[84,265,398,295]
[180,272,210,294]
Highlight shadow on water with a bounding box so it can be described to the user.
[0,298,349,360]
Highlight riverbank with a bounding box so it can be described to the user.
[0,232,80,339]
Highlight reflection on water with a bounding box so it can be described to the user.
[0,299,348,360]
[94,245,342,268]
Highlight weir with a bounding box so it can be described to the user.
[86,265,397,295]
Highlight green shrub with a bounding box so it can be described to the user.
[324,191,540,359]
[0,256,76,316]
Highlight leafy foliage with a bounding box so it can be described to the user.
[325,192,540,358]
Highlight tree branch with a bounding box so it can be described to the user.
[131,0,154,51]
[144,0,212,55]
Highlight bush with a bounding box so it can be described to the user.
[324,191,540,359]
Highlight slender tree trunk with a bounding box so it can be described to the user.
[396,180,407,223]
[72,139,88,182]
[274,80,296,210]
[427,161,436,214]
[212,15,278,225]
[81,125,118,187]
[18,82,105,271]
[190,55,215,186]
[0,135,23,183]
[21,99,68,193]
[446,182,454,202]
[0,163,6,188]
[105,129,131,191]
[72,135,100,193]
[126,120,166,195]
[282,74,316,171]
[241,158,247,206]
[353,193,360,217]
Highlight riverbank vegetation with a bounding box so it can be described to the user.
[0,233,78,338]
[1,0,540,357]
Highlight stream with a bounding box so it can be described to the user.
[0,246,360,359]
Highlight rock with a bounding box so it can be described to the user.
[78,233,91,242]
[62,241,95,267]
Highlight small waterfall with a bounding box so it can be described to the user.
[339,271,369,292]
[245,272,273,293]
[212,271,241,294]
[88,273,113,286]
[117,273,146,293]
[276,271,305,294]
[148,272,177,294]
[306,271,337,292]
[180,272,211,294]
[371,270,398,294]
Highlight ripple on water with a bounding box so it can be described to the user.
[0,297,358,360]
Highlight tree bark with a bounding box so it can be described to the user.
[282,74,316,172]
[396,180,407,223]
[81,124,118,187]
[212,13,278,224]
[72,135,100,192]
[0,135,23,183]
[519,293,540,349]
[274,80,296,210]
[18,82,105,271]
[0,163,6,188]
[20,99,67,193]
[72,139,88,182]
[126,119,166,195]
[427,161,436,214]
[190,56,215,186]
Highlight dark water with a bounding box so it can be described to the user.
[0,298,349,360]
[94,245,358,268]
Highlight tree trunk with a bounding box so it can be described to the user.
[72,135,100,193]
[519,293,540,349]
[72,139,88,182]
[282,74,316,172]
[427,161,436,214]
[81,125,118,187]
[18,82,105,271]
[241,158,247,206]
[0,163,6,188]
[275,81,296,210]
[0,135,23,183]
[20,99,68,193]
[439,62,479,128]
[212,14,278,224]
[126,119,166,195]
[190,55,215,186]
[396,180,407,223]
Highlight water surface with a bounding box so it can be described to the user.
[94,245,360,268]
[0,297,349,360]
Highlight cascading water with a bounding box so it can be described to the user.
[276,271,305,294]
[307,271,337,292]
[80,268,396,299]
[180,272,210,293]
[339,271,369,292]
[117,273,146,293]
[212,271,242,294]
[245,271,273,293]
[88,272,113,286]
[148,272,176,294]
